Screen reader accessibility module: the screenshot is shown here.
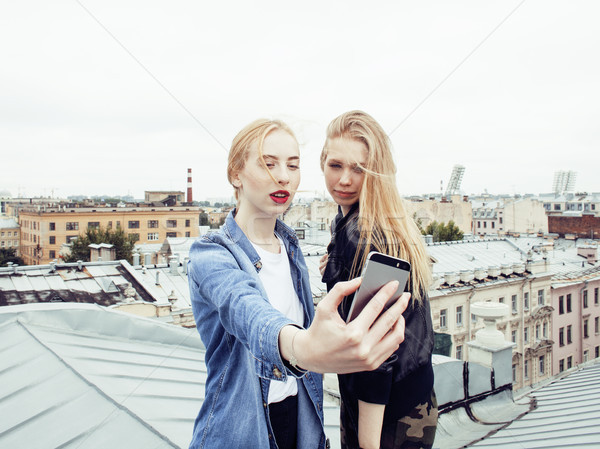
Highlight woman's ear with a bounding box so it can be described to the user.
[232,173,242,188]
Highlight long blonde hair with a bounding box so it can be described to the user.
[227,118,297,202]
[321,110,431,299]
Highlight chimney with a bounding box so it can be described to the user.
[187,168,193,203]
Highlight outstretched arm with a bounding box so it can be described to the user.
[279,277,410,374]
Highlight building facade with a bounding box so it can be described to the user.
[0,218,20,256]
[18,206,201,265]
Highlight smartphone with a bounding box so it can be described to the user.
[346,251,411,323]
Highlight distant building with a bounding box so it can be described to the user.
[405,195,473,234]
[18,205,201,265]
[144,190,186,206]
[0,218,20,256]
[471,197,548,237]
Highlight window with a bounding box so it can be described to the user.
[584,319,589,338]
[492,222,495,229]
[49,236,56,245]
[512,295,517,313]
[595,317,599,335]
[66,235,78,243]
[49,222,56,231]
[538,289,545,306]
[559,359,564,372]
[107,221,113,229]
[559,296,564,314]
[166,232,177,238]
[559,327,564,346]
[524,292,529,311]
[296,229,305,239]
[128,221,140,229]
[596,346,600,359]
[87,221,100,229]
[148,220,159,228]
[512,364,516,382]
[456,345,463,360]
[499,217,503,224]
[185,231,191,237]
[554,204,561,211]
[595,287,599,305]
[456,306,463,327]
[584,350,589,362]
[583,290,588,308]
[148,233,159,241]
[567,356,573,369]
[524,360,529,379]
[499,296,505,304]
[484,221,487,228]
[116,221,121,229]
[49,250,56,259]
[524,327,529,343]
[185,219,191,227]
[511,330,516,343]
[567,325,572,344]
[535,324,540,340]
[440,309,447,329]
[539,355,545,375]
[166,219,177,228]
[543,321,548,339]
[567,294,572,313]
[66,222,79,231]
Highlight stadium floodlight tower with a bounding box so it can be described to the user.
[445,164,465,197]
[552,170,577,194]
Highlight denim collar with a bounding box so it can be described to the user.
[222,209,299,272]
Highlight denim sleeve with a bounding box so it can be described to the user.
[188,238,299,381]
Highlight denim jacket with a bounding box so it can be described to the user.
[188,210,326,449]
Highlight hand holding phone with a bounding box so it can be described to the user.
[346,252,411,323]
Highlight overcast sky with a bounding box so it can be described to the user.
[1,1,598,201]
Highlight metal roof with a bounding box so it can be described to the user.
[0,303,343,448]
[470,359,600,448]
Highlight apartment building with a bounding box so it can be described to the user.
[0,218,20,256]
[18,205,201,265]
[552,267,600,374]
[471,197,548,237]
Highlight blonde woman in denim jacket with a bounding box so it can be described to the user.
[187,118,411,449]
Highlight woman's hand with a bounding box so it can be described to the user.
[318,253,328,276]
[280,277,410,374]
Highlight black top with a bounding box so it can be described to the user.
[322,203,434,412]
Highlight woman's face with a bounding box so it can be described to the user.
[233,129,301,218]
[323,137,368,215]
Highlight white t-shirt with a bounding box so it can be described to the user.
[251,234,304,404]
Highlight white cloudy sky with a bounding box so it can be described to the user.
[1,1,598,201]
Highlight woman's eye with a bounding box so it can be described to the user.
[288,164,299,170]
[328,163,341,169]
[353,166,364,174]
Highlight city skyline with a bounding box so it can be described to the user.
[2,1,599,199]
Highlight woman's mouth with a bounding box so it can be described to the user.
[270,190,290,204]
[335,190,355,199]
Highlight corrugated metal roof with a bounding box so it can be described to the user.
[0,303,343,448]
[470,360,600,448]
[0,303,202,448]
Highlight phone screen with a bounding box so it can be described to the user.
[346,252,411,322]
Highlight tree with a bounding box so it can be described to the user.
[63,227,137,263]
[0,248,25,267]
[199,212,209,226]
[422,220,464,242]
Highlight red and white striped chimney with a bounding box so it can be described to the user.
[187,168,193,203]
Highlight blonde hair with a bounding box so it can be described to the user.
[321,110,431,300]
[227,118,297,202]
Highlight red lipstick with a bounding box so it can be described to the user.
[270,190,290,204]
